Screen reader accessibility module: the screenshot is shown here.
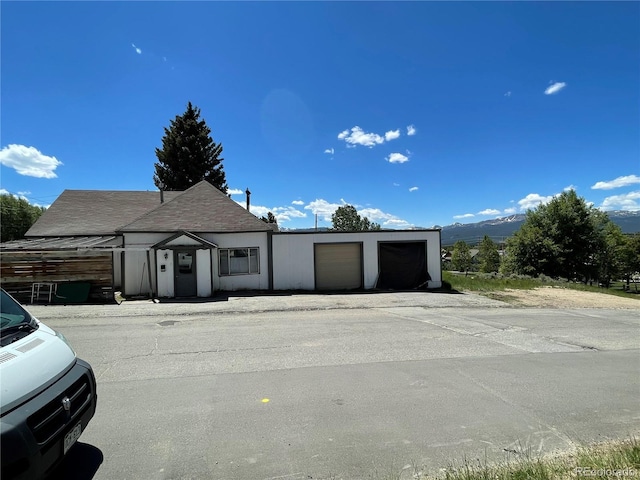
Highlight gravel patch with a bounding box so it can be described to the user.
[492,286,640,309]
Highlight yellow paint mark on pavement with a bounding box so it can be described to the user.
[262,398,270,403]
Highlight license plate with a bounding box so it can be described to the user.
[63,423,82,454]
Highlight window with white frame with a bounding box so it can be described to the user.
[219,248,260,275]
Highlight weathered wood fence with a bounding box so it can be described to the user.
[0,250,114,303]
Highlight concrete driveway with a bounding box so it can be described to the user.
[31,291,640,480]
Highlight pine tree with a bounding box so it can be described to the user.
[153,102,228,192]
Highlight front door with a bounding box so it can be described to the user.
[174,250,197,297]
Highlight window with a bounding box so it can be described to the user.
[219,248,259,275]
[177,252,193,274]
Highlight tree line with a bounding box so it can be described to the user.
[445,190,640,288]
[4,103,640,289]
[0,194,46,243]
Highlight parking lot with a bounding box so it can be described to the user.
[32,291,640,480]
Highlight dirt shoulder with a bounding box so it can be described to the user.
[488,286,640,309]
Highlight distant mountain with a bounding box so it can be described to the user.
[282,211,640,245]
[435,211,640,246]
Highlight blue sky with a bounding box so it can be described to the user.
[2,1,639,229]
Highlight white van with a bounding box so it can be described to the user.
[0,288,97,479]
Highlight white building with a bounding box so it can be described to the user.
[4,181,441,300]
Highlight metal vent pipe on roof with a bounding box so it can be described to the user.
[246,188,251,211]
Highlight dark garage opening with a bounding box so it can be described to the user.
[376,241,429,290]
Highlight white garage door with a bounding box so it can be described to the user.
[314,243,362,290]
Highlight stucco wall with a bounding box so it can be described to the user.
[156,249,174,297]
[272,231,441,290]
[196,249,212,297]
[124,230,440,296]
[122,233,168,296]
[123,249,155,296]
[124,232,270,295]
[201,232,270,291]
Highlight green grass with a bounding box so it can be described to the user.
[442,271,640,301]
[416,437,640,480]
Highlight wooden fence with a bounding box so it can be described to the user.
[0,250,114,304]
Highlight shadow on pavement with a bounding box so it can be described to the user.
[152,287,463,304]
[47,442,103,480]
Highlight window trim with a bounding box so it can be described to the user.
[218,247,260,276]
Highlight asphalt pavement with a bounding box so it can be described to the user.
[29,291,639,480]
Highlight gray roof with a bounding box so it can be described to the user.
[26,181,271,236]
[26,190,181,237]
[119,181,272,233]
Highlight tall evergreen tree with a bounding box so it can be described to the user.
[153,102,228,192]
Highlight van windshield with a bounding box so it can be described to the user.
[0,289,33,330]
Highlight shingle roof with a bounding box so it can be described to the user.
[26,181,272,237]
[118,181,272,233]
[26,190,181,237]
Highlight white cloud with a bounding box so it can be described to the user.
[131,43,142,55]
[393,183,400,187]
[600,191,640,211]
[409,186,419,192]
[337,126,384,148]
[518,193,555,210]
[504,91,512,97]
[272,206,307,222]
[544,82,567,95]
[234,202,307,223]
[0,189,44,206]
[453,213,475,219]
[0,144,62,178]
[503,207,517,214]
[302,200,410,227]
[406,125,416,136]
[324,148,334,154]
[0,189,26,201]
[384,129,400,141]
[564,185,577,192]
[359,207,412,228]
[304,199,346,221]
[244,204,269,218]
[478,209,501,216]
[591,175,640,190]
[227,188,244,195]
[386,152,409,164]
[292,200,304,206]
